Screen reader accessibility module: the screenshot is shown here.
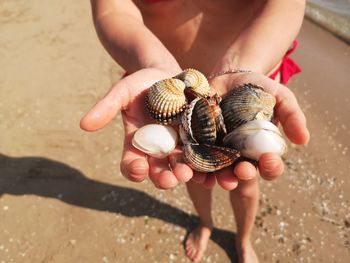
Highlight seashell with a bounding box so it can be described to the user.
[181,94,226,145]
[223,120,287,161]
[220,83,276,133]
[132,124,178,158]
[183,143,240,172]
[175,68,211,96]
[145,78,187,124]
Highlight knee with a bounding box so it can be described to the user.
[231,180,259,199]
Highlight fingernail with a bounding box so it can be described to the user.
[262,159,279,171]
[129,159,148,175]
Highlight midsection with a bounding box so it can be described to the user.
[133,0,259,74]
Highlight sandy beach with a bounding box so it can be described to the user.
[1,1,349,262]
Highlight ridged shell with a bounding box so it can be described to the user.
[220,83,276,133]
[145,78,187,124]
[223,120,287,161]
[175,68,211,96]
[183,143,240,172]
[181,94,226,145]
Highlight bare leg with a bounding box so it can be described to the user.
[230,178,260,263]
[185,180,213,262]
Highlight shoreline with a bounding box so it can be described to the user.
[305,2,350,44]
[0,1,349,262]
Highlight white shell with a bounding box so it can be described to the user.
[132,124,178,158]
[223,120,287,161]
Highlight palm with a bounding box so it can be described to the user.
[81,69,309,190]
[80,67,194,188]
[201,71,310,186]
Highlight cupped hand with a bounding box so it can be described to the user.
[80,68,309,191]
[193,71,310,190]
[80,67,193,189]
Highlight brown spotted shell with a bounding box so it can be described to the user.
[145,78,187,124]
[181,94,226,145]
[183,143,240,172]
[220,83,276,133]
[175,68,211,96]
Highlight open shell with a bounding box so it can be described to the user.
[145,78,187,124]
[175,68,211,97]
[223,120,287,161]
[183,143,240,172]
[220,83,276,133]
[132,124,178,158]
[181,94,226,145]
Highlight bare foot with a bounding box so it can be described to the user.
[236,240,259,263]
[185,224,212,262]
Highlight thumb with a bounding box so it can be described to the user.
[80,68,180,132]
[80,77,129,131]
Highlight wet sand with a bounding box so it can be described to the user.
[0,1,349,262]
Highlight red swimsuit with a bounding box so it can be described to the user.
[269,40,301,84]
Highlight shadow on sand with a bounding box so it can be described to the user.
[0,154,238,262]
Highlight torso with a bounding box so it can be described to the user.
[133,0,260,73]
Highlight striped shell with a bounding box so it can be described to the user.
[220,83,276,133]
[181,94,226,145]
[183,143,240,172]
[145,78,187,124]
[175,68,211,96]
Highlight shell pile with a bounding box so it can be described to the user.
[132,68,287,172]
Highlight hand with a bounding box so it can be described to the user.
[80,67,194,189]
[191,71,310,190]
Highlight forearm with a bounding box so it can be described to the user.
[216,0,305,74]
[91,0,180,73]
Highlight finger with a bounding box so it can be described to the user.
[233,161,258,181]
[274,87,310,145]
[258,153,284,180]
[120,134,149,182]
[202,174,216,189]
[169,149,193,183]
[215,167,238,190]
[80,78,130,131]
[148,156,178,189]
[80,69,160,131]
[191,172,207,184]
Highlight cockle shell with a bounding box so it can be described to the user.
[183,143,240,172]
[132,124,178,158]
[145,78,187,124]
[175,68,211,96]
[223,120,287,161]
[181,94,226,145]
[220,83,276,133]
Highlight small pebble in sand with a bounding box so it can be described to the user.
[3,206,9,211]
[169,253,176,261]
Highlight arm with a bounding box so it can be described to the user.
[210,0,308,146]
[90,0,179,73]
[213,0,305,74]
[82,0,192,190]
[206,0,308,187]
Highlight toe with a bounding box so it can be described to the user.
[187,247,196,260]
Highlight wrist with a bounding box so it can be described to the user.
[146,60,182,76]
[211,52,265,76]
